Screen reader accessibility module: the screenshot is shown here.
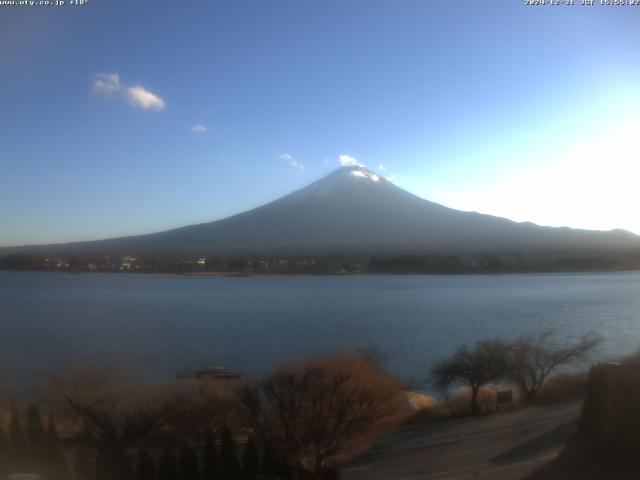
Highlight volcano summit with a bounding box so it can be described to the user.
[3,165,639,257]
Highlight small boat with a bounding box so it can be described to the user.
[176,365,240,380]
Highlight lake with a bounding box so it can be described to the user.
[1,271,639,391]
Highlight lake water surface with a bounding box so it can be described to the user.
[1,271,639,390]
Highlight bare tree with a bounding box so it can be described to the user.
[238,353,407,478]
[432,340,510,415]
[507,328,601,402]
[43,367,183,476]
[166,388,235,444]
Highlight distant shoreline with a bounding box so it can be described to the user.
[3,268,640,277]
[4,250,640,276]
[182,271,254,277]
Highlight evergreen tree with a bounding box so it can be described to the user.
[118,455,134,480]
[277,459,293,480]
[201,432,218,480]
[0,424,9,480]
[26,404,47,472]
[320,468,340,480]
[158,450,177,480]
[9,402,27,471]
[219,426,240,479]
[46,414,69,480]
[96,450,117,480]
[178,445,199,480]
[241,437,260,480]
[260,444,279,477]
[136,447,155,480]
[73,448,94,480]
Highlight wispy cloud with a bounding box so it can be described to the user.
[339,154,363,167]
[92,73,121,96]
[92,73,166,111]
[385,174,398,183]
[379,164,386,171]
[127,86,166,111]
[192,124,207,133]
[55,173,69,181]
[280,153,304,170]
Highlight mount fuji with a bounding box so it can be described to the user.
[3,165,639,256]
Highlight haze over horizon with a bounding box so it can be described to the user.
[2,1,640,247]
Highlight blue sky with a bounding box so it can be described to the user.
[1,0,639,246]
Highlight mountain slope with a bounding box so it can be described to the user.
[3,166,639,256]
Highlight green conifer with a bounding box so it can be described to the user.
[73,448,94,480]
[219,426,240,479]
[158,449,177,480]
[178,445,199,480]
[9,402,27,471]
[46,413,69,480]
[241,437,260,480]
[0,424,9,479]
[119,454,134,480]
[260,444,279,477]
[96,450,116,480]
[201,432,219,480]
[26,404,47,473]
[136,447,155,480]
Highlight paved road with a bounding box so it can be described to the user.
[341,402,581,480]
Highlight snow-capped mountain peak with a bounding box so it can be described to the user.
[349,167,380,182]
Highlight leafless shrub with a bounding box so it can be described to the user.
[534,372,588,404]
[41,366,184,471]
[404,392,452,424]
[237,353,408,477]
[431,340,511,415]
[165,387,237,444]
[507,328,601,402]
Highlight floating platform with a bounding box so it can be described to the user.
[176,365,240,380]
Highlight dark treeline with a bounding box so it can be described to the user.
[0,406,289,480]
[3,250,640,274]
[0,404,66,480]
[368,252,640,274]
[0,253,357,275]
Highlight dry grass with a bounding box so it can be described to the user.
[446,384,522,416]
[534,372,588,405]
[405,384,525,424]
[404,392,451,424]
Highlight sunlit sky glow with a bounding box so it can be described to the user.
[1,1,639,246]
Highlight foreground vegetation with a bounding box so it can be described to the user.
[0,329,603,479]
[431,329,600,414]
[0,354,408,480]
[526,351,640,479]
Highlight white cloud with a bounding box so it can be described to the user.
[378,164,386,171]
[339,154,363,167]
[92,73,166,111]
[280,153,303,170]
[192,124,207,133]
[92,73,121,96]
[127,86,166,111]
